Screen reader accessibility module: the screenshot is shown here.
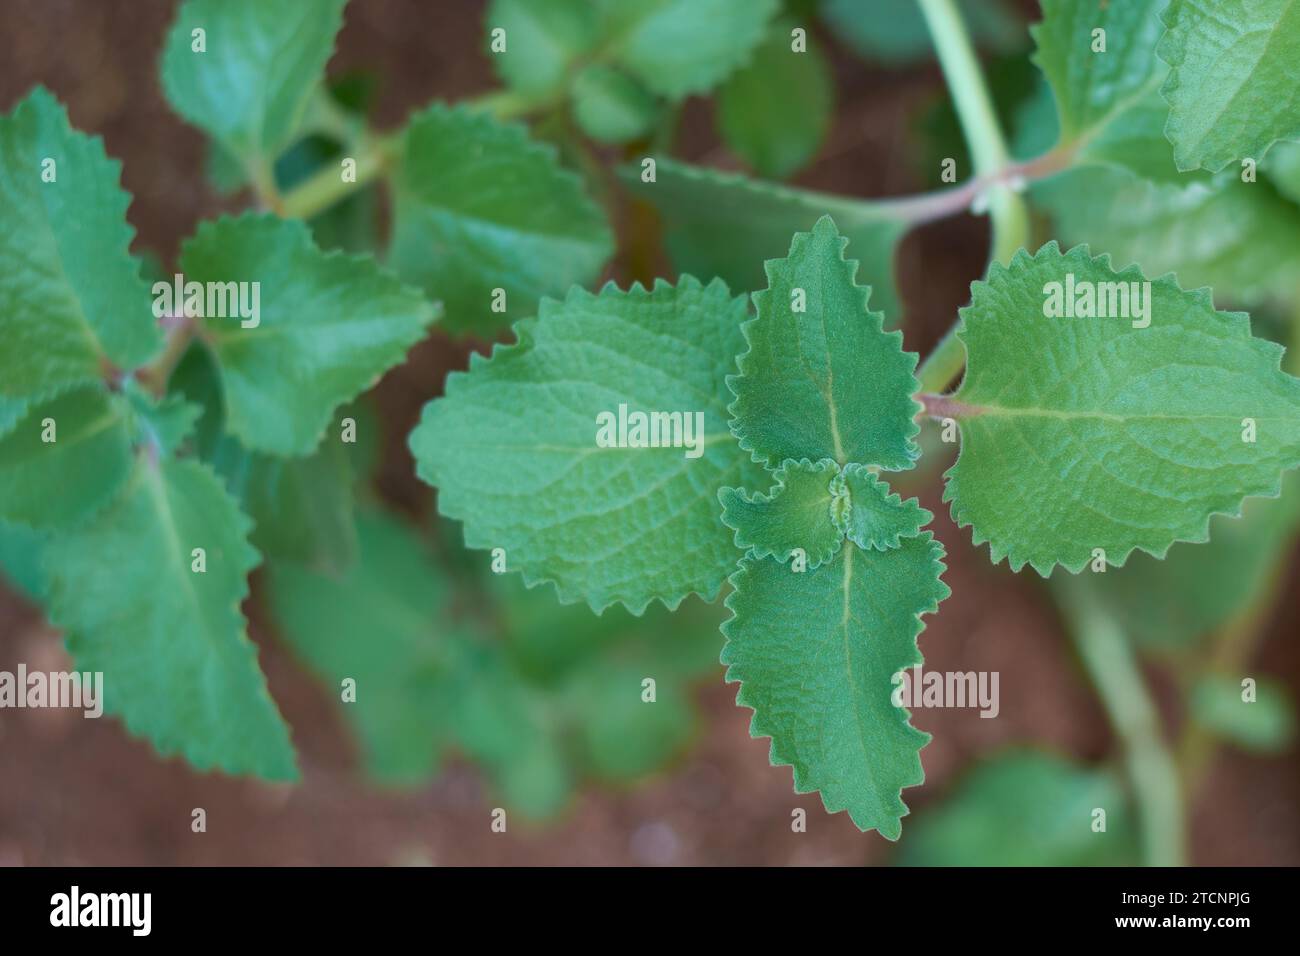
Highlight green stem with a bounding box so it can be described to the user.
[918,0,1029,262]
[280,137,391,220]
[1056,577,1187,867]
[915,0,1031,393]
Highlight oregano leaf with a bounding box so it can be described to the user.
[833,465,932,551]
[269,507,457,784]
[944,242,1300,575]
[0,87,159,400]
[0,388,134,529]
[602,0,779,101]
[486,0,598,97]
[729,216,920,469]
[0,519,49,603]
[719,457,843,568]
[623,159,906,317]
[160,0,347,167]
[716,18,833,180]
[1158,0,1300,172]
[409,277,766,613]
[1035,165,1300,308]
[721,534,949,838]
[178,212,436,456]
[389,104,613,334]
[45,458,297,779]
[572,65,660,144]
[1031,0,1166,144]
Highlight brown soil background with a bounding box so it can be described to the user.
[0,0,1295,866]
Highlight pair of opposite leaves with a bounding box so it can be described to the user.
[411,214,1300,837]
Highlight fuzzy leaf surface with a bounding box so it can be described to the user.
[44,458,296,779]
[719,458,842,568]
[0,88,158,399]
[945,243,1300,575]
[721,534,949,838]
[410,278,764,613]
[179,213,435,456]
[389,104,612,334]
[729,216,920,469]
[160,0,347,164]
[0,388,134,529]
[1158,0,1300,172]
[834,465,931,551]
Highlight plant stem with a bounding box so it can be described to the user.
[1056,577,1187,867]
[280,137,391,220]
[918,0,1029,263]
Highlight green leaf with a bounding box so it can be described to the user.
[717,19,833,179]
[168,344,358,572]
[898,751,1137,866]
[0,87,159,400]
[622,159,906,317]
[0,520,50,602]
[944,242,1300,575]
[45,458,296,779]
[822,0,1024,66]
[160,0,347,166]
[1158,0,1300,172]
[1190,675,1294,753]
[178,213,435,456]
[602,0,779,101]
[1265,140,1300,204]
[1,396,28,438]
[1087,474,1300,648]
[1031,0,1166,144]
[487,0,599,96]
[389,104,612,335]
[0,388,134,529]
[721,534,949,838]
[269,507,457,783]
[833,464,931,551]
[719,458,843,568]
[1034,165,1300,308]
[572,65,660,144]
[410,277,765,613]
[729,216,920,469]
[124,385,201,457]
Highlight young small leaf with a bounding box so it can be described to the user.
[622,160,906,317]
[603,0,779,101]
[160,0,347,167]
[1190,675,1294,753]
[717,18,833,180]
[572,65,660,144]
[1158,0,1300,172]
[44,458,297,779]
[944,242,1300,575]
[178,213,436,456]
[0,88,159,399]
[486,0,598,96]
[729,216,921,469]
[0,388,134,529]
[834,465,932,551]
[389,104,612,334]
[719,458,843,568]
[410,277,765,613]
[721,535,949,839]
